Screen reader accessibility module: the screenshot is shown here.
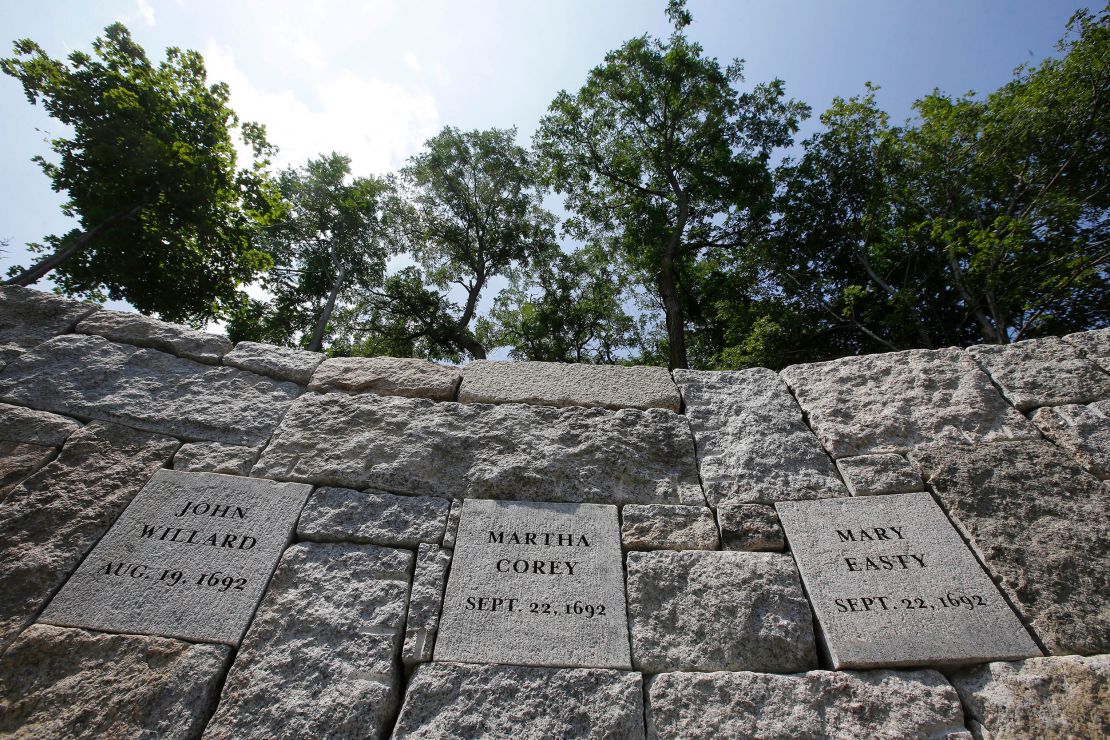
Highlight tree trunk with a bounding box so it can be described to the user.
[658,255,688,369]
[307,266,346,353]
[453,273,487,360]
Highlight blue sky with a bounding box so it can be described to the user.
[0,0,1093,327]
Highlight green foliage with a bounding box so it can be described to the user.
[2,23,279,324]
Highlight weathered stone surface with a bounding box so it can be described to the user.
[836,453,926,496]
[621,504,719,550]
[222,341,323,384]
[912,440,1110,655]
[674,368,846,505]
[0,442,55,503]
[646,668,968,739]
[0,285,98,364]
[403,543,452,667]
[1064,327,1110,373]
[968,336,1110,411]
[442,498,462,548]
[458,359,680,411]
[950,654,1110,740]
[0,402,81,446]
[0,624,230,740]
[393,662,645,740]
[297,486,450,548]
[172,441,259,476]
[782,348,1039,457]
[716,501,785,552]
[436,499,631,669]
[308,355,460,399]
[0,422,177,652]
[40,470,312,646]
[777,493,1039,669]
[626,550,816,673]
[76,309,232,364]
[204,542,411,740]
[253,392,705,505]
[1031,401,1110,479]
[0,334,302,445]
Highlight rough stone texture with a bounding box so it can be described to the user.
[204,542,412,740]
[403,543,452,667]
[222,340,324,385]
[950,654,1110,740]
[646,668,968,740]
[0,624,231,740]
[0,422,177,652]
[716,501,784,552]
[782,348,1040,458]
[621,504,720,550]
[307,355,461,399]
[458,359,680,411]
[777,493,1039,669]
[674,368,847,505]
[836,453,926,496]
[968,336,1110,411]
[0,334,302,446]
[0,285,99,365]
[172,441,260,475]
[297,486,450,548]
[626,550,816,673]
[912,440,1110,655]
[0,442,55,503]
[0,402,81,446]
[40,470,312,646]
[442,498,462,548]
[1063,327,1110,373]
[1031,401,1110,479]
[76,309,232,364]
[393,662,645,740]
[253,392,705,505]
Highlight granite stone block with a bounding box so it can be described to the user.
[296,486,450,548]
[968,336,1110,411]
[620,504,719,550]
[836,453,926,496]
[716,501,785,552]
[0,441,55,503]
[403,543,452,667]
[1031,401,1110,479]
[0,285,99,364]
[442,498,463,548]
[1063,327,1110,373]
[222,341,324,384]
[76,309,232,364]
[0,402,81,446]
[172,441,260,476]
[308,355,460,399]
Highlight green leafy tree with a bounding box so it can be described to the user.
[535,0,808,368]
[1,23,279,324]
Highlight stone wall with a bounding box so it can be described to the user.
[0,284,1108,738]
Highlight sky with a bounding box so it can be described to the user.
[0,0,1094,333]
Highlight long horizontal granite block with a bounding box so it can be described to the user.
[0,402,81,446]
[307,355,460,399]
[1063,327,1110,373]
[0,334,302,446]
[222,341,323,384]
[252,392,705,505]
[296,486,450,547]
[76,309,232,364]
[0,285,99,365]
[968,336,1110,411]
[1031,401,1110,479]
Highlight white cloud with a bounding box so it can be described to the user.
[403,50,421,73]
[136,0,156,26]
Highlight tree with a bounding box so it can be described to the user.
[1,23,278,324]
[535,0,808,368]
[229,153,388,352]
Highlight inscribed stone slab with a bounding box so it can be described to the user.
[39,469,311,645]
[434,499,631,669]
[777,493,1040,669]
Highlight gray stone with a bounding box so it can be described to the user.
[296,486,450,548]
[626,549,816,673]
[0,402,81,446]
[393,662,645,740]
[458,359,680,411]
[172,441,259,476]
[435,499,631,669]
[674,368,847,505]
[0,442,55,503]
[646,668,969,739]
[836,453,926,496]
[1031,401,1110,479]
[252,392,705,505]
[968,336,1110,411]
[717,501,785,552]
[0,422,177,652]
[40,469,312,646]
[0,624,230,740]
[222,340,323,384]
[0,285,99,364]
[912,440,1110,655]
[782,348,1039,457]
[777,493,1040,669]
[950,654,1110,740]
[403,543,452,667]
[76,309,231,364]
[307,355,460,399]
[0,334,302,446]
[442,498,463,548]
[1063,327,1110,373]
[204,542,411,740]
[621,504,719,550]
